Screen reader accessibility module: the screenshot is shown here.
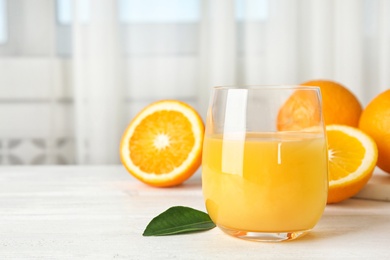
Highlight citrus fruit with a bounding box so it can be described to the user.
[120,100,204,187]
[277,88,321,131]
[326,124,378,204]
[359,89,390,173]
[302,80,362,126]
[277,80,362,130]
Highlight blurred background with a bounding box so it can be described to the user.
[0,0,389,165]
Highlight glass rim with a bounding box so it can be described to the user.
[213,85,321,90]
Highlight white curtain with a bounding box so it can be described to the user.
[0,0,389,165]
[72,0,125,164]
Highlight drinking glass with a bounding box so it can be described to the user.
[202,86,328,242]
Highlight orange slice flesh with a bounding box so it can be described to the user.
[326,125,378,204]
[120,100,204,187]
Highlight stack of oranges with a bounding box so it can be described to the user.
[279,80,388,203]
[306,80,390,203]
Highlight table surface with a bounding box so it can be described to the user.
[1,166,390,259]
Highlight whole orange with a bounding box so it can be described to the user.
[359,89,390,174]
[302,80,362,127]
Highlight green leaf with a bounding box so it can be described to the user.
[143,206,216,236]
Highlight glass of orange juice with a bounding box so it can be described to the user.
[202,86,328,242]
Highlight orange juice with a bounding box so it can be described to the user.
[202,132,328,232]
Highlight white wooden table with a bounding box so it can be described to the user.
[1,166,390,259]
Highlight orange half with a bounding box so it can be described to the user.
[326,125,378,203]
[120,100,204,187]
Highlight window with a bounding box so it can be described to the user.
[55,0,200,56]
[56,0,89,24]
[56,0,199,24]
[236,0,268,21]
[119,0,199,23]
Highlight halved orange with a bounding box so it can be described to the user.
[326,125,378,204]
[120,100,204,187]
